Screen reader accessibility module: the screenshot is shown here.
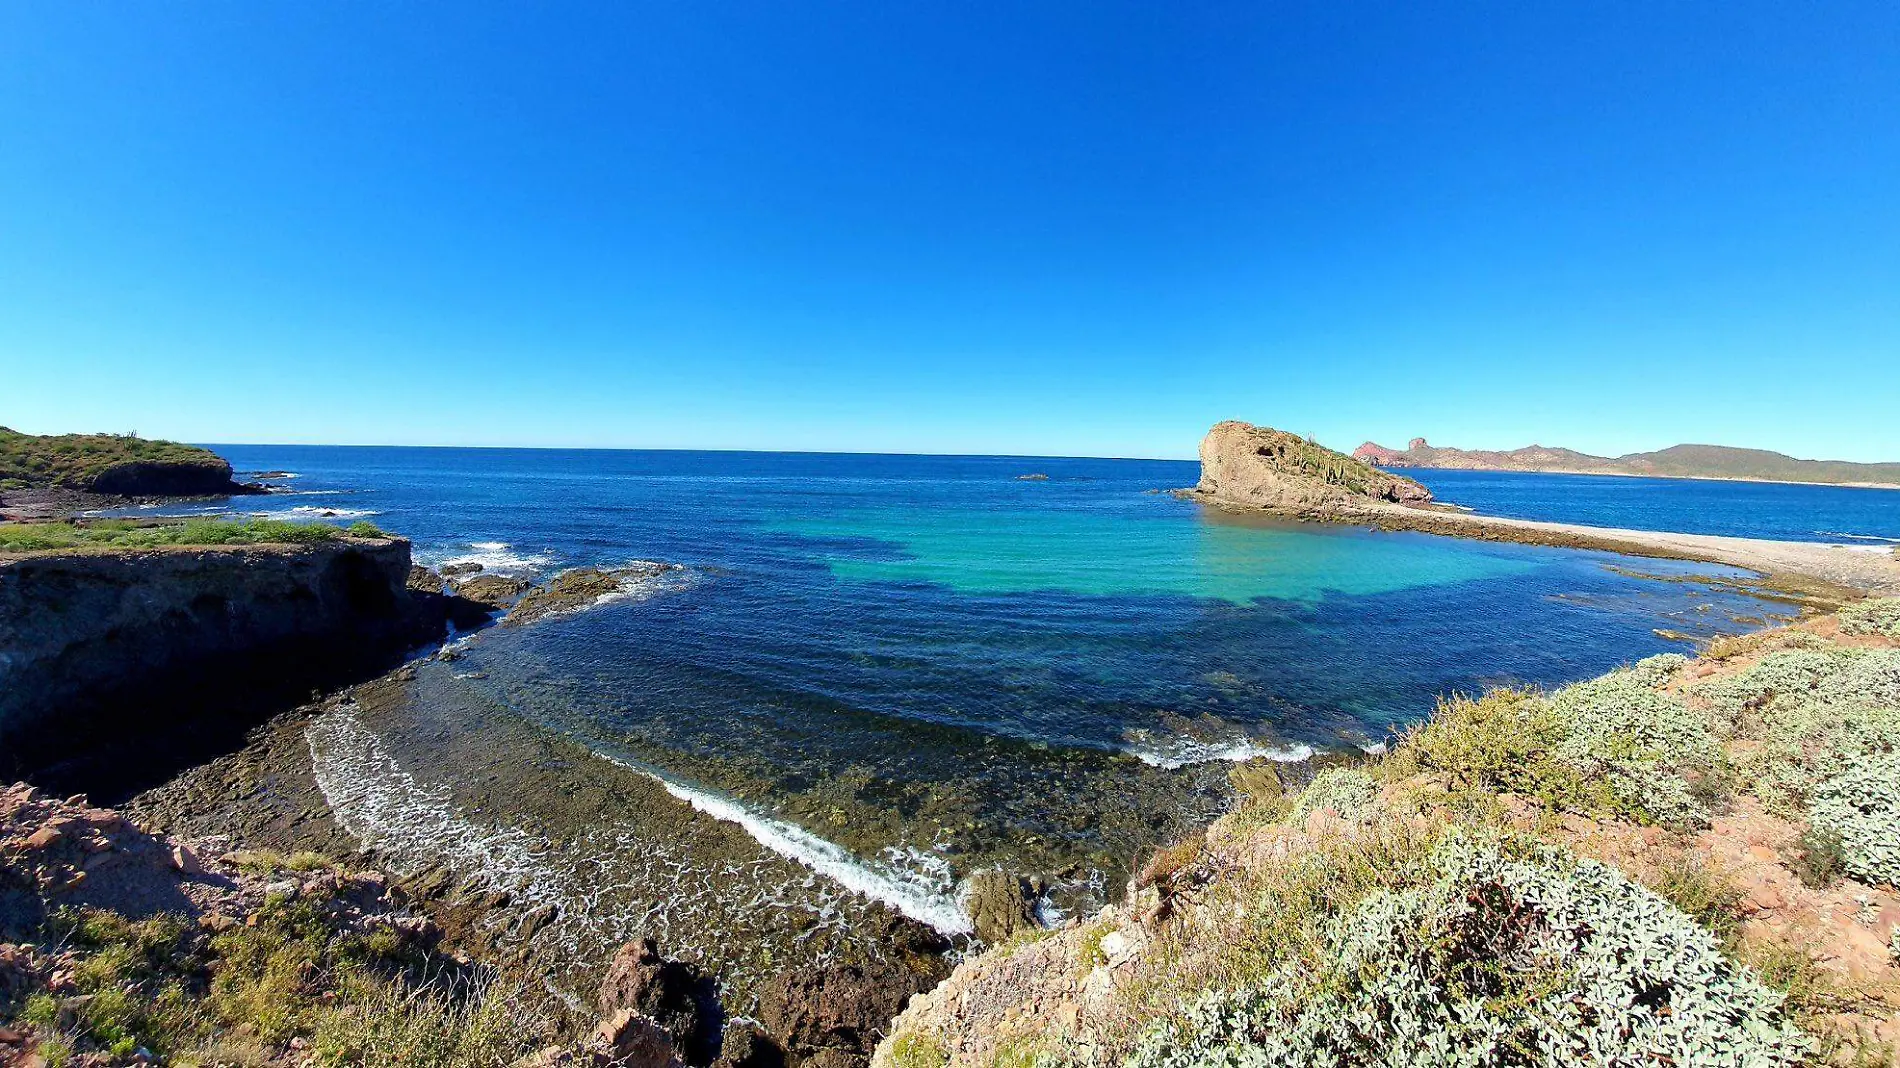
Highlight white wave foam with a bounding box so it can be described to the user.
[249,505,380,520]
[1816,530,1900,543]
[419,541,556,576]
[650,772,973,936]
[1125,736,1315,770]
[306,707,925,997]
[586,745,969,934]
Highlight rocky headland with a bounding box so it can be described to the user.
[0,429,270,522]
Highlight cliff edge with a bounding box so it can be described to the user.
[0,536,457,784]
[1194,421,1432,514]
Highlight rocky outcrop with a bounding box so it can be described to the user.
[598,937,723,1064]
[502,564,685,627]
[0,539,460,782]
[1194,421,1432,515]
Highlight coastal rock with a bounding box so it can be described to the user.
[1195,421,1432,514]
[406,564,447,594]
[451,573,534,609]
[713,1022,786,1068]
[599,937,720,1063]
[441,561,484,577]
[0,539,458,779]
[502,564,680,627]
[960,869,1037,945]
[755,959,937,1068]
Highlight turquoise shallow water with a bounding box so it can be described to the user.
[143,447,1805,928]
[785,503,1533,602]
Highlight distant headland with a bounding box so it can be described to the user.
[1354,436,1900,490]
[0,426,269,521]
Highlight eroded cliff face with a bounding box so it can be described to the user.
[0,539,438,784]
[1194,421,1432,514]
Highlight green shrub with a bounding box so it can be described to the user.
[1547,664,1721,827]
[1789,825,1848,889]
[1402,689,1612,813]
[1129,831,1809,1068]
[1838,598,1900,641]
[0,518,375,552]
[1806,752,1900,887]
[1651,854,1747,945]
[1287,767,1379,823]
[1693,647,1900,817]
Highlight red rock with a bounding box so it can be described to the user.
[22,827,61,850]
[1747,845,1779,864]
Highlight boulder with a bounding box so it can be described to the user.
[961,869,1036,945]
[451,573,533,609]
[755,959,936,1067]
[599,937,719,1064]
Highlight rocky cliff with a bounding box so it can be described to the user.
[1194,421,1432,515]
[0,538,445,784]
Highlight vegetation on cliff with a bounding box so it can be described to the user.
[0,428,245,495]
[878,603,1900,1067]
[1355,436,1900,488]
[0,518,389,553]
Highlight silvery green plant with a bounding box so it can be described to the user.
[1693,647,1900,816]
[1807,752,1900,887]
[1547,663,1720,827]
[1129,831,1809,1068]
[1838,597,1900,641]
[1288,767,1380,824]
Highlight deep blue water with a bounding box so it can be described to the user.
[122,446,1823,921]
[1403,468,1900,544]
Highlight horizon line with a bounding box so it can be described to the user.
[198,440,1194,463]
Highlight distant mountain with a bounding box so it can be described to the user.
[1352,437,1900,488]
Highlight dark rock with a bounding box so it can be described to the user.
[712,1022,784,1068]
[452,573,533,610]
[407,566,447,595]
[501,564,678,627]
[599,937,721,1065]
[754,958,936,1067]
[441,562,484,577]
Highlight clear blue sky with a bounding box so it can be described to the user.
[1,3,1895,460]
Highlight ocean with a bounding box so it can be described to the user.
[113,446,1894,991]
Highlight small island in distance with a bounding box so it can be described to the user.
[1355,437,1900,489]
